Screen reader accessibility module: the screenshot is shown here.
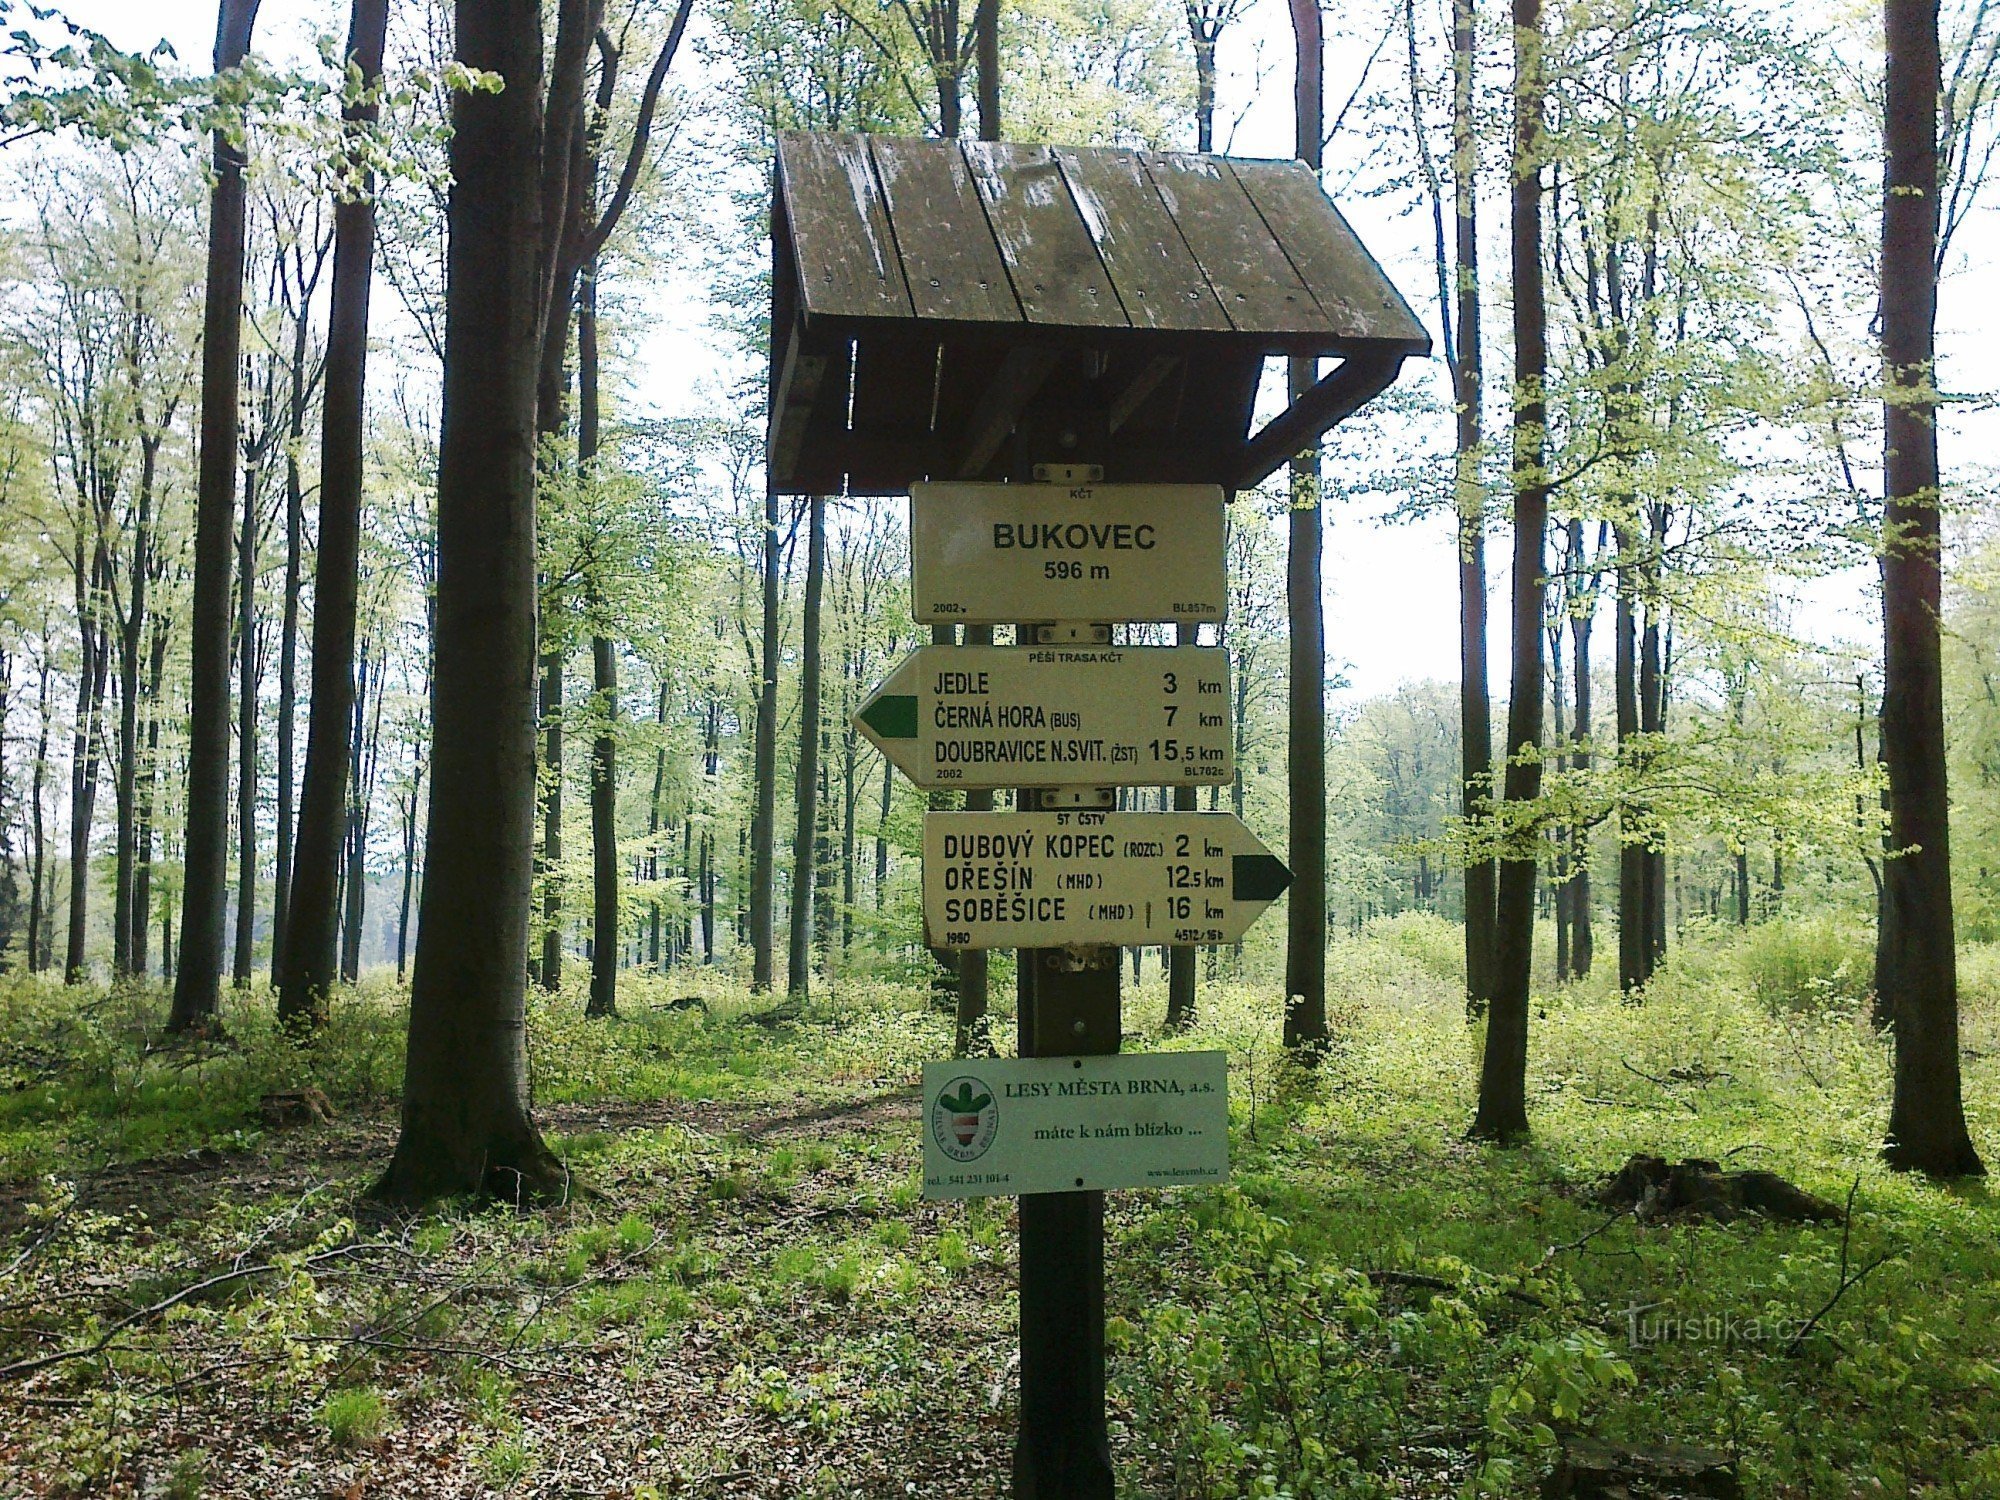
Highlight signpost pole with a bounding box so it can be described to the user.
[1014,827,1118,1500]
[1167,620,1198,1029]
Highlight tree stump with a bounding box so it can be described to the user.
[1544,1438,1741,1498]
[1596,1155,1843,1224]
[258,1086,334,1128]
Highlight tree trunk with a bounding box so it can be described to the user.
[278,0,387,1027]
[113,440,157,977]
[1470,0,1545,1145]
[233,453,260,987]
[1283,0,1328,1057]
[1451,0,1496,1016]
[27,649,50,975]
[1640,586,1667,968]
[397,761,421,983]
[647,682,668,969]
[271,304,311,980]
[340,642,377,984]
[377,0,564,1204]
[1568,531,1594,978]
[788,495,825,998]
[66,541,111,985]
[1614,522,1649,992]
[171,0,263,1028]
[565,238,617,1020]
[750,486,780,990]
[133,616,168,976]
[1879,0,1982,1179]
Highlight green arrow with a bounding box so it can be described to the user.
[1231,853,1292,903]
[858,693,919,741]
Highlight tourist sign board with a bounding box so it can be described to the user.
[854,644,1232,790]
[909,481,1226,625]
[921,1052,1230,1200]
[923,810,1291,950]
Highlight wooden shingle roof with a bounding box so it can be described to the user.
[768,133,1428,496]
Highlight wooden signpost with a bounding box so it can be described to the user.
[853,644,1233,790]
[772,129,1425,1500]
[910,481,1226,625]
[924,810,1289,948]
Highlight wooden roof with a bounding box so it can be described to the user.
[768,133,1428,496]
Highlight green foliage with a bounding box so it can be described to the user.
[320,1386,390,1450]
[2,934,1996,1492]
[1726,913,1875,1014]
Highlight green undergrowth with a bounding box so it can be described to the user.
[0,925,1995,1497]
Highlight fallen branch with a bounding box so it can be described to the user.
[0,1241,384,1382]
[1785,1180,1900,1356]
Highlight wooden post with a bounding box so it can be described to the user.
[1014,914,1118,1498]
[1009,403,1118,1493]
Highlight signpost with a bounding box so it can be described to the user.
[854,644,1233,790]
[922,1053,1229,1199]
[910,481,1227,626]
[923,810,1291,949]
[868,477,1291,1500]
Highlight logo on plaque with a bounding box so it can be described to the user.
[930,1077,999,1162]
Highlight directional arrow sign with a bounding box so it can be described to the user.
[923,811,1291,950]
[855,645,1232,791]
[910,481,1226,626]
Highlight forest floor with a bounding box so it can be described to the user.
[0,914,1997,1498]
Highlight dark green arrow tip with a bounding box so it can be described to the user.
[858,694,919,741]
[1232,853,1292,903]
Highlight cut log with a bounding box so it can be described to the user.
[1596,1155,1842,1224]
[1544,1438,1740,1499]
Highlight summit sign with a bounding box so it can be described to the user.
[910,481,1227,625]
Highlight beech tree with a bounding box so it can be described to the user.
[378,0,565,1204]
[168,0,262,1031]
[1469,0,1547,1144]
[1877,0,1985,1178]
[278,0,389,1029]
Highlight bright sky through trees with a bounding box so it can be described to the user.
[54,0,1999,702]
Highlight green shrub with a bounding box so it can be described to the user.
[1360,911,1466,986]
[1732,915,1874,1013]
[321,1387,390,1450]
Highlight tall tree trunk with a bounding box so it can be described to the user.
[340,641,372,983]
[875,750,892,912]
[133,616,168,976]
[1469,0,1545,1144]
[1451,0,1496,1016]
[540,651,564,986]
[1283,0,1328,1057]
[397,760,421,983]
[750,486,780,990]
[788,495,825,998]
[1549,615,1570,983]
[113,440,157,977]
[171,0,264,1029]
[1639,582,1667,967]
[1568,526,1594,978]
[377,0,563,1205]
[647,682,668,969]
[1879,0,1982,1178]
[1613,521,1648,991]
[582,279,619,1019]
[27,648,50,975]
[278,0,387,1027]
[234,454,260,987]
[66,544,110,984]
[272,313,310,980]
